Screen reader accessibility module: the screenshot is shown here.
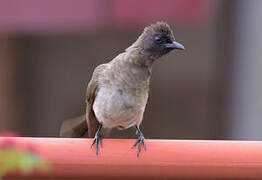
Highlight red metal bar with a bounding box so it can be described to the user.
[2,137,262,179]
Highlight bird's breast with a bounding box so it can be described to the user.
[93,86,148,129]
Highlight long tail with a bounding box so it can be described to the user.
[59,115,88,137]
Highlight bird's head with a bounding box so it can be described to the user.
[127,21,185,59]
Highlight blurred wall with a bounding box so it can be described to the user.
[18,25,219,139]
[2,0,259,140]
[0,38,23,132]
[226,0,262,140]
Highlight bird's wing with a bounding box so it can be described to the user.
[146,69,152,106]
[85,64,108,137]
[59,115,87,137]
[147,86,150,105]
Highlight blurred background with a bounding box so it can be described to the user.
[0,0,261,140]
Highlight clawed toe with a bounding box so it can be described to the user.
[132,125,146,157]
[133,135,146,157]
[91,134,102,155]
[91,124,103,155]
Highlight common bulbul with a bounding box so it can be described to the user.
[60,22,185,156]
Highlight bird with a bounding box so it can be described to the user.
[60,21,185,156]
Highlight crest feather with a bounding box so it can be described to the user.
[144,21,173,37]
[126,21,174,51]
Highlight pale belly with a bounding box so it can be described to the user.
[93,87,148,129]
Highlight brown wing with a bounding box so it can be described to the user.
[146,68,152,106]
[59,115,87,137]
[85,64,107,137]
[147,87,150,105]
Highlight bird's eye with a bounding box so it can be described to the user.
[154,36,162,44]
[154,35,168,45]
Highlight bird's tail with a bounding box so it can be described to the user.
[59,115,88,137]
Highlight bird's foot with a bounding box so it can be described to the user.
[132,132,146,157]
[91,132,102,155]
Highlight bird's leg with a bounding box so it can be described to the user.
[132,125,146,157]
[91,124,102,155]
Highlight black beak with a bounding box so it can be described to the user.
[164,41,185,50]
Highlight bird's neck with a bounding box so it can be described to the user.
[126,47,155,69]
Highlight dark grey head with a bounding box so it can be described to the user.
[127,21,184,59]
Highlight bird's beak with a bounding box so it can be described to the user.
[164,41,185,50]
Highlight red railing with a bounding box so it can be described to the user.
[2,137,262,179]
